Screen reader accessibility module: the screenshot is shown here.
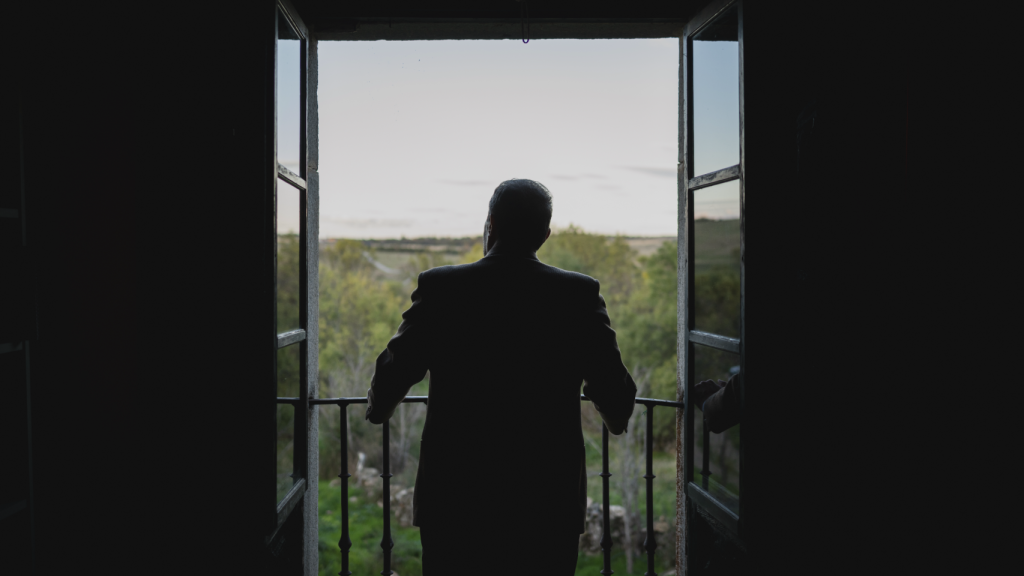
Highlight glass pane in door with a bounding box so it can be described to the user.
[692,4,739,178]
[277,178,302,333]
[693,344,739,514]
[693,180,740,338]
[277,9,302,176]
[277,343,301,502]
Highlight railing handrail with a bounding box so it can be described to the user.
[276,394,684,575]
[278,395,683,408]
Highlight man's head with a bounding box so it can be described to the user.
[486,179,553,253]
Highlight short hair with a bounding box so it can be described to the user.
[489,179,553,251]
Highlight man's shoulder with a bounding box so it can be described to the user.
[417,261,479,284]
[419,258,599,293]
[535,262,600,292]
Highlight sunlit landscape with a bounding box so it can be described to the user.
[273,35,741,575]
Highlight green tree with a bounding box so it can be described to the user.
[615,241,679,446]
[538,225,640,309]
[317,239,409,478]
[459,242,484,264]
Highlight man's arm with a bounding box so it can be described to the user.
[365,275,431,424]
[694,373,741,433]
[580,288,637,435]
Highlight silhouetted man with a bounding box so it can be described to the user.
[365,179,638,576]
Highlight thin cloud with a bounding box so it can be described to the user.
[437,179,493,186]
[549,174,606,181]
[621,166,677,178]
[324,217,414,228]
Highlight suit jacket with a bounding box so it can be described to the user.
[365,250,637,534]
[703,373,741,434]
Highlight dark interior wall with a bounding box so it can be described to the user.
[740,2,919,573]
[2,19,32,571]
[16,5,141,573]
[17,2,282,574]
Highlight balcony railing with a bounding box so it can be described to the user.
[277,395,684,576]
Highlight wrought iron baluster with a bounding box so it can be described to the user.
[600,423,613,575]
[339,403,352,576]
[299,395,685,574]
[701,416,711,490]
[643,405,658,576]
[380,419,394,576]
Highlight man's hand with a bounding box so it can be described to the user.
[692,379,726,411]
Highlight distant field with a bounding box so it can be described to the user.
[366,238,679,269]
[321,221,739,275]
[319,237,474,274]
[622,236,674,257]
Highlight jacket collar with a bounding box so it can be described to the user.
[483,246,540,262]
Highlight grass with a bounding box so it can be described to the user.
[318,437,681,576]
[318,481,424,576]
[576,548,676,576]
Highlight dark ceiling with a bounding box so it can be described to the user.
[290,0,708,39]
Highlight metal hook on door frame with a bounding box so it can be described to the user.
[517,0,530,43]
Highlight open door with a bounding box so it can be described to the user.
[678,0,745,573]
[268,0,319,572]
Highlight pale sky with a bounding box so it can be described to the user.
[277,38,739,238]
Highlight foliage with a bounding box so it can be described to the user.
[286,228,742,469]
[538,225,640,309]
[317,239,411,479]
[459,242,484,264]
[319,239,406,382]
